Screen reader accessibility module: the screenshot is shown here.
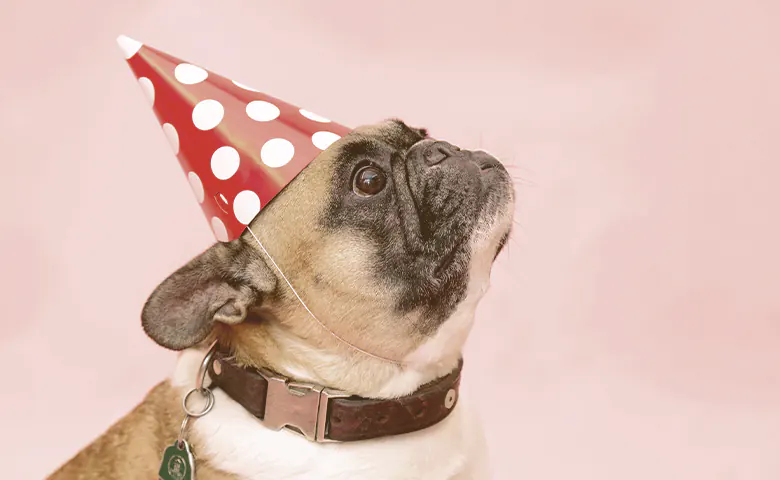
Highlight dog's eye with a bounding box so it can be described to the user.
[353,166,386,197]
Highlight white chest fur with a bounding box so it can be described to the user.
[171,350,489,480]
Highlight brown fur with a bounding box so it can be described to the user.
[48,381,235,479]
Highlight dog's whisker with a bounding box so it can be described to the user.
[508,175,537,187]
[507,230,522,246]
[504,165,527,171]
[510,218,526,234]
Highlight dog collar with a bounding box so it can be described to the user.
[206,350,462,442]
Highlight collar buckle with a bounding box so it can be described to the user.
[258,367,349,442]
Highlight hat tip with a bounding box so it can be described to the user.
[116,34,143,59]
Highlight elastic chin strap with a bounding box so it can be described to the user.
[245,226,405,367]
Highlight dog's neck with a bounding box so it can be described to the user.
[219,269,488,399]
[219,320,460,398]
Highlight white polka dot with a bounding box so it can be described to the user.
[174,63,208,85]
[312,131,341,150]
[246,101,280,122]
[299,109,330,123]
[138,77,154,105]
[233,190,261,225]
[192,99,224,131]
[211,217,229,242]
[116,35,142,59]
[231,80,259,92]
[260,138,295,167]
[187,172,204,203]
[211,146,240,180]
[162,123,180,154]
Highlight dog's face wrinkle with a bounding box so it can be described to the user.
[392,151,424,253]
[319,121,495,334]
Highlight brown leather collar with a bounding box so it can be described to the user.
[207,350,462,442]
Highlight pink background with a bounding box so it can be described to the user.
[1,0,779,478]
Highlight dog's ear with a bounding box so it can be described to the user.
[141,239,275,350]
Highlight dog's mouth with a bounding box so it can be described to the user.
[474,152,502,172]
[473,151,510,181]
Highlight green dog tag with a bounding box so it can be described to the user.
[159,440,195,480]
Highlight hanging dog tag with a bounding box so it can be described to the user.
[159,440,195,480]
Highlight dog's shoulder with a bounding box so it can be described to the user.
[47,381,234,480]
[47,381,174,479]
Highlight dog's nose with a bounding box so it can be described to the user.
[424,141,461,166]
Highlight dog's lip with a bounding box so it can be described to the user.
[493,230,510,261]
[471,150,504,173]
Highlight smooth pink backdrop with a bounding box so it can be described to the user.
[1,1,779,478]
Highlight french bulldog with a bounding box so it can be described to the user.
[49,119,514,479]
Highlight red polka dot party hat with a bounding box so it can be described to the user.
[116,35,351,242]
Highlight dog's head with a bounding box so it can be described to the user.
[142,119,514,378]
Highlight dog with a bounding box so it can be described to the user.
[49,119,515,479]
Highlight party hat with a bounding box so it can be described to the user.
[116,35,351,242]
